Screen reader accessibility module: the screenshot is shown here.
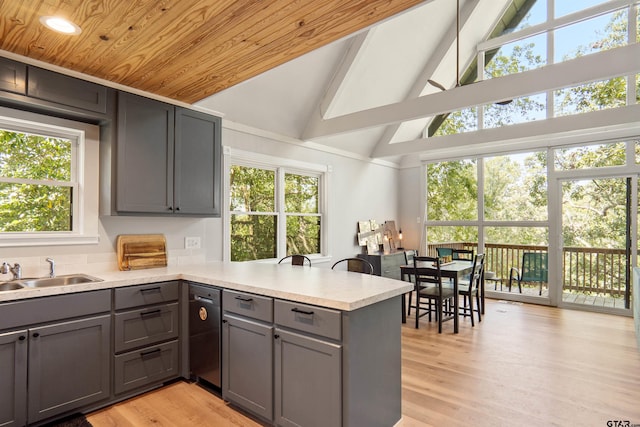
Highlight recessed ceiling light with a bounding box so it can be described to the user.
[39,16,82,35]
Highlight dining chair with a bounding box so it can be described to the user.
[278,254,312,266]
[509,252,548,295]
[457,254,484,326]
[412,256,456,332]
[331,257,374,274]
[436,247,453,258]
[452,248,474,261]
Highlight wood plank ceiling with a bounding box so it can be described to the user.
[0,0,427,104]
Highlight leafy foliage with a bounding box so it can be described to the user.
[0,129,72,232]
[230,166,321,261]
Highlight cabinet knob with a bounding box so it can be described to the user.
[168,206,173,211]
[175,207,180,211]
[222,319,227,324]
[18,335,26,341]
[274,334,280,339]
[32,332,40,338]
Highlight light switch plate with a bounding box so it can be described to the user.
[185,236,201,249]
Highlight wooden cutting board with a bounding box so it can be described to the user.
[116,234,167,271]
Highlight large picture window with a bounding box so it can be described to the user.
[227,152,326,262]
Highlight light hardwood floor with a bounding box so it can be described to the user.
[88,299,640,427]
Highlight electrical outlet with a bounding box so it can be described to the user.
[185,237,201,249]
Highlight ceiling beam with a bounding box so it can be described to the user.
[372,0,481,151]
[301,31,371,139]
[372,104,640,159]
[301,43,640,141]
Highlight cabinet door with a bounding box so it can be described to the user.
[174,108,221,216]
[380,252,406,280]
[222,313,273,422]
[0,57,26,95]
[116,92,175,213]
[0,330,27,427]
[27,66,107,113]
[27,315,110,423]
[274,329,342,427]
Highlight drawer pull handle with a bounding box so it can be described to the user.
[291,308,314,316]
[140,287,161,293]
[140,348,161,358]
[140,309,162,317]
[235,296,253,302]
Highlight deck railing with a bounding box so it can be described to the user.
[426,242,629,298]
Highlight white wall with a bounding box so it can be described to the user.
[398,166,422,254]
[0,125,399,276]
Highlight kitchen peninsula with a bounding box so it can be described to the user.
[0,262,411,427]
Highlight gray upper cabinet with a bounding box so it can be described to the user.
[115,92,221,216]
[0,57,26,95]
[174,108,221,216]
[0,330,28,427]
[116,92,175,213]
[27,66,107,114]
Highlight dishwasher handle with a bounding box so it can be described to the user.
[194,294,216,305]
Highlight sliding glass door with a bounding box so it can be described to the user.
[559,176,633,312]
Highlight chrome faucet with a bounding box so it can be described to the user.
[1,262,22,280]
[46,258,55,278]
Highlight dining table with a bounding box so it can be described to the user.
[400,260,475,333]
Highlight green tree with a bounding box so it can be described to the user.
[0,129,72,232]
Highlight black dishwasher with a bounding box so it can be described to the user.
[189,284,221,388]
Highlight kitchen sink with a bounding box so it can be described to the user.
[0,282,25,291]
[15,273,103,288]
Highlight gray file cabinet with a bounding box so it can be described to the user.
[113,281,180,395]
[0,290,111,426]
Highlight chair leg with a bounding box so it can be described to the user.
[415,293,419,329]
[468,295,475,327]
[518,280,522,293]
[437,298,443,333]
[475,292,482,323]
[407,291,413,315]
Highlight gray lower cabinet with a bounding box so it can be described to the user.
[113,282,181,395]
[222,313,274,422]
[28,315,111,423]
[274,329,341,427]
[0,330,27,427]
[0,290,111,426]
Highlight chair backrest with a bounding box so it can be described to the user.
[278,254,311,266]
[521,252,548,282]
[413,256,443,292]
[468,254,485,291]
[404,249,417,265]
[452,249,474,261]
[436,247,453,258]
[331,257,374,274]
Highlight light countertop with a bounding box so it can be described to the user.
[0,262,413,311]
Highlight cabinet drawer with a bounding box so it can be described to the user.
[0,290,110,331]
[114,302,179,353]
[114,339,179,395]
[223,290,273,323]
[115,281,179,310]
[274,300,342,341]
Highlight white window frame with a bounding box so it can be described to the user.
[0,107,100,247]
[223,146,330,263]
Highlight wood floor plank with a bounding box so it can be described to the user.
[87,299,640,426]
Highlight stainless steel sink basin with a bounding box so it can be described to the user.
[0,282,25,291]
[16,274,103,288]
